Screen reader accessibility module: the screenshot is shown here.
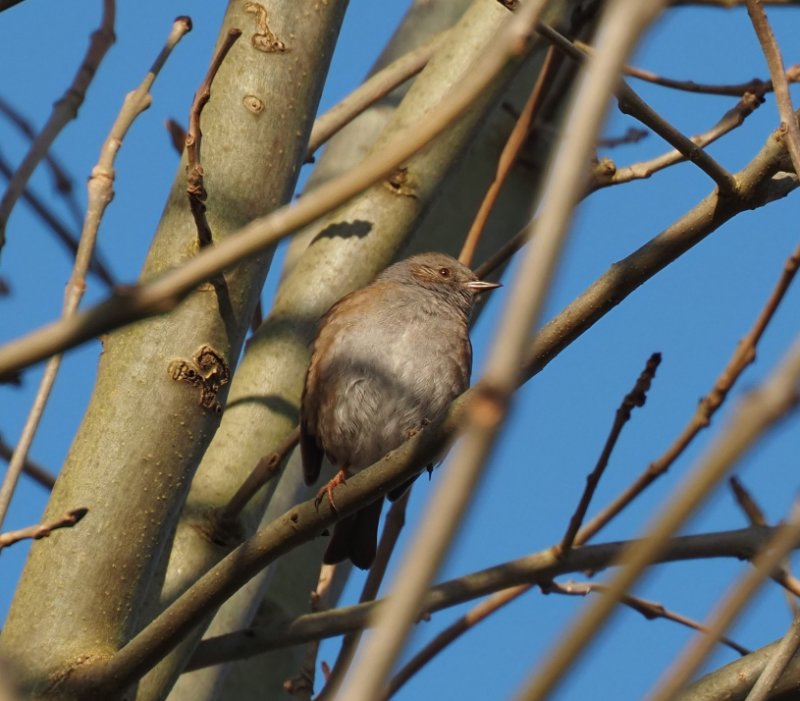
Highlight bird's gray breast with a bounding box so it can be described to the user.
[315,300,471,471]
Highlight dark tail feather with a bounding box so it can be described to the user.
[324,497,384,570]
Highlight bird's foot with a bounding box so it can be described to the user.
[314,468,347,512]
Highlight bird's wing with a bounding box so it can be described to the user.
[300,353,324,485]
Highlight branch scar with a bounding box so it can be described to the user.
[168,345,230,413]
[244,3,289,53]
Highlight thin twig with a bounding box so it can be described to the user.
[729,477,800,613]
[0,0,116,252]
[0,507,87,550]
[186,526,782,671]
[574,37,800,97]
[536,22,738,195]
[186,28,242,248]
[0,16,192,530]
[316,490,413,701]
[0,433,56,490]
[596,127,649,148]
[542,580,750,656]
[0,151,115,288]
[648,499,800,701]
[216,426,299,528]
[515,335,800,701]
[730,476,768,527]
[745,0,800,176]
[458,45,558,267]
[559,352,661,553]
[593,90,764,190]
[0,95,85,228]
[284,564,337,698]
[306,32,446,162]
[477,61,766,280]
[384,583,526,700]
[576,241,800,545]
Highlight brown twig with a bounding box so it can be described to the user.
[559,352,661,553]
[0,433,56,490]
[649,499,800,701]
[186,525,783,671]
[729,477,800,611]
[384,582,525,700]
[478,89,764,279]
[576,241,800,545]
[729,476,768,527]
[574,37,800,98]
[536,22,738,196]
[0,95,85,228]
[306,32,446,162]
[186,28,242,248]
[316,490,413,701]
[216,426,300,528]
[745,0,800,176]
[0,507,87,550]
[0,0,116,252]
[284,564,337,698]
[458,46,558,267]
[593,90,764,190]
[0,16,192,529]
[518,334,800,701]
[0,151,116,288]
[596,127,649,148]
[542,580,751,655]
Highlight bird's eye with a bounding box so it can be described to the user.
[438,267,451,278]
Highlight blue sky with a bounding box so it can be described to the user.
[1,2,800,700]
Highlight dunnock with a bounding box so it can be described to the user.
[300,252,500,569]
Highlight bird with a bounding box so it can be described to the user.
[300,252,501,569]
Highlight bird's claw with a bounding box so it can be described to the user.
[314,469,347,513]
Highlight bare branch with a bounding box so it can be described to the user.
[317,491,413,700]
[0,15,192,529]
[215,426,300,531]
[542,580,750,656]
[0,95,85,228]
[537,22,738,195]
[306,32,446,161]
[0,433,55,490]
[186,27,242,248]
[577,241,800,544]
[743,615,800,701]
[0,0,116,252]
[458,45,558,267]
[649,499,800,700]
[0,152,115,288]
[593,91,764,189]
[515,335,800,701]
[745,0,800,176]
[0,508,87,550]
[559,352,661,553]
[187,526,782,670]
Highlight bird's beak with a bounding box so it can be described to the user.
[465,279,502,294]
